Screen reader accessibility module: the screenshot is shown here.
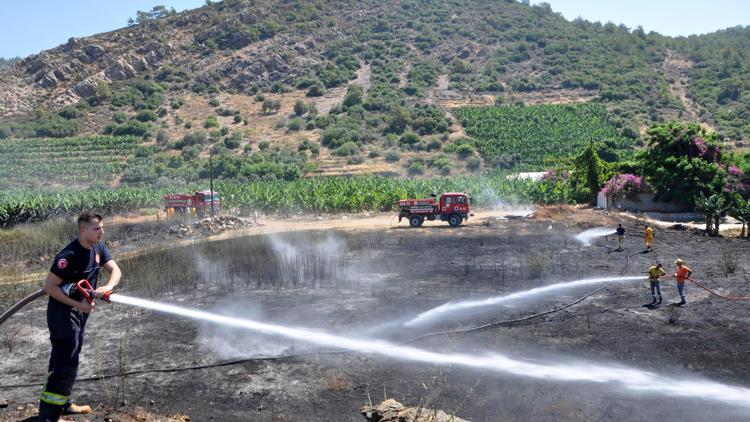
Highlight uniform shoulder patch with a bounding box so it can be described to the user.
[57,258,68,269]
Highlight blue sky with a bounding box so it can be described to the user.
[533,0,748,37]
[0,1,204,58]
[1,1,747,58]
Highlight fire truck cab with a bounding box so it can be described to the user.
[397,192,472,227]
[163,190,220,218]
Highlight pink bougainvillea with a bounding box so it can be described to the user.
[690,136,721,163]
[692,137,708,156]
[601,173,650,198]
[726,165,748,193]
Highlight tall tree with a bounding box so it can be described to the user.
[639,122,727,207]
[572,141,607,205]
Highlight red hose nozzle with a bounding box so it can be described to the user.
[75,280,95,304]
[101,290,112,303]
[74,279,113,304]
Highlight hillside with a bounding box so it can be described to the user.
[0,0,748,181]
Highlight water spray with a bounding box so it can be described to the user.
[106,293,750,409]
[403,276,644,328]
[575,227,616,246]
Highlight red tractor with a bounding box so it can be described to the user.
[163,190,221,218]
[397,192,473,227]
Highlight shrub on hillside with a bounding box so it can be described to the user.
[175,131,207,149]
[287,117,304,132]
[334,141,360,157]
[407,161,426,176]
[204,116,219,128]
[384,149,401,162]
[135,109,157,122]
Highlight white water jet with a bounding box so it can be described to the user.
[575,227,616,246]
[109,293,750,409]
[493,197,535,219]
[403,276,643,328]
[196,300,290,359]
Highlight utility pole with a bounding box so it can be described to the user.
[209,137,215,218]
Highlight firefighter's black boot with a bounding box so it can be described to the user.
[39,400,63,422]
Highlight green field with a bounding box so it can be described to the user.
[0,136,142,188]
[455,104,633,169]
[0,175,573,227]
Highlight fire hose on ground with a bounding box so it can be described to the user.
[660,275,750,301]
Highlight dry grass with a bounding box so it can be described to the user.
[0,216,174,281]
[0,218,78,279]
[719,251,738,276]
[119,230,379,296]
[531,205,617,226]
[529,205,578,221]
[720,226,749,239]
[321,369,353,391]
[92,405,192,422]
[523,253,546,280]
[506,87,598,106]
[1,327,20,353]
[0,284,40,311]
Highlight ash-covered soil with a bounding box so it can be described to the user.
[1,211,749,421]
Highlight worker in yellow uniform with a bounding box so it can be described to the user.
[644,225,654,252]
[646,263,665,306]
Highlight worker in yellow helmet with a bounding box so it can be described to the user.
[645,262,665,306]
[644,225,654,252]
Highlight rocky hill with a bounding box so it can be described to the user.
[0,0,748,179]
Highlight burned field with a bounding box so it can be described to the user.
[1,213,749,421]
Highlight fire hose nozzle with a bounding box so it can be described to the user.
[75,279,95,304]
[100,290,113,303]
[70,280,113,304]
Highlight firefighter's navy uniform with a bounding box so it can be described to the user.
[39,239,111,421]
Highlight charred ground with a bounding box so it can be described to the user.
[1,211,749,421]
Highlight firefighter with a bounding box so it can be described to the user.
[615,223,625,251]
[644,225,654,252]
[39,212,122,421]
[646,262,665,305]
[673,258,692,306]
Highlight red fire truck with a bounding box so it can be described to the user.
[397,192,473,227]
[163,190,220,217]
